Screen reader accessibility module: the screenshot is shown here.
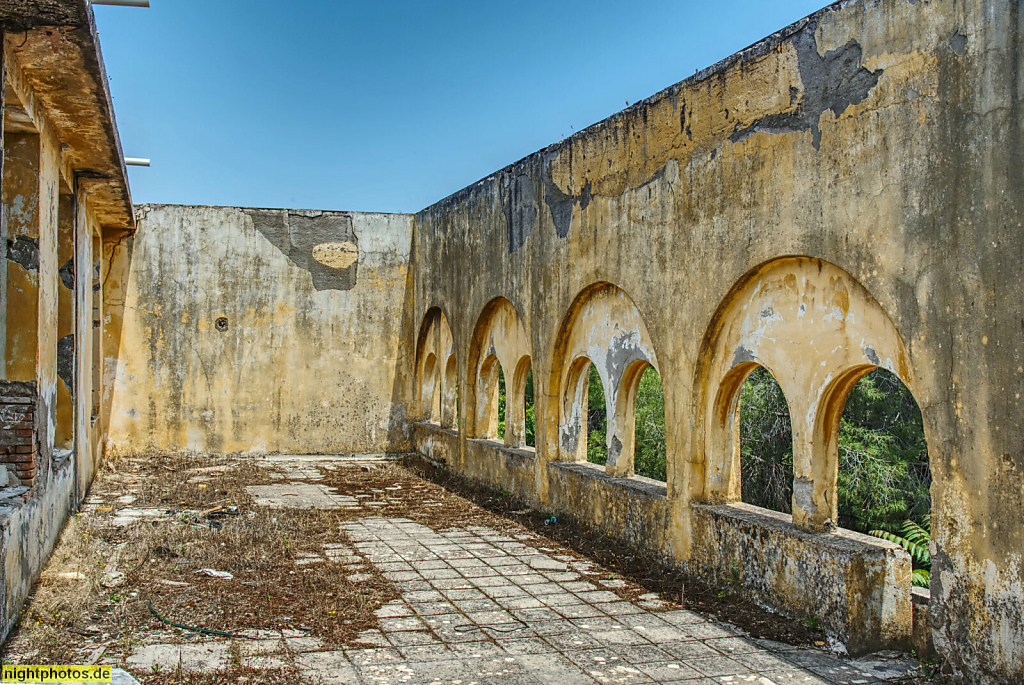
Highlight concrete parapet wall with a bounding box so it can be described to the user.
[427,435,908,655]
[690,502,911,655]
[463,439,539,501]
[545,462,670,552]
[0,456,75,640]
[412,422,459,466]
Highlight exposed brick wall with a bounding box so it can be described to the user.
[0,380,38,488]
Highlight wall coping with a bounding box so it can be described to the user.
[415,421,460,440]
[692,501,906,556]
[466,437,538,462]
[550,460,668,499]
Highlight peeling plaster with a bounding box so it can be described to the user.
[730,20,883,150]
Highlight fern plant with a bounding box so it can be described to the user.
[870,516,931,588]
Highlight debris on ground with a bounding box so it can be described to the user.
[0,451,939,684]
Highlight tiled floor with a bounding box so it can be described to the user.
[125,515,916,683]
[111,456,918,684]
[295,517,915,685]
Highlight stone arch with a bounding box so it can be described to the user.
[694,257,915,531]
[551,283,659,476]
[415,307,456,425]
[466,297,531,446]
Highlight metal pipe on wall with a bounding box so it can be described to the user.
[90,0,150,7]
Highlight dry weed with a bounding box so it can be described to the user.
[1,453,399,669]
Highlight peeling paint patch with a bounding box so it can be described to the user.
[311,241,358,269]
[733,345,756,367]
[500,172,538,253]
[57,335,74,399]
[543,155,592,239]
[59,258,74,290]
[246,210,358,291]
[7,236,39,272]
[730,22,882,150]
[949,31,967,56]
[608,434,623,465]
[864,346,881,366]
[793,476,816,515]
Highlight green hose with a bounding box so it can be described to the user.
[146,601,238,638]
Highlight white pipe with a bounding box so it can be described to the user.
[124,158,150,167]
[90,0,150,7]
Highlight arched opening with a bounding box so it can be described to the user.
[497,365,507,441]
[441,355,458,429]
[738,365,795,514]
[466,297,531,443]
[695,257,915,531]
[509,356,534,449]
[558,356,598,462]
[477,354,504,440]
[604,359,668,482]
[523,366,535,448]
[551,283,659,470]
[586,364,607,466]
[835,369,931,586]
[421,352,439,422]
[415,308,454,424]
[633,366,667,482]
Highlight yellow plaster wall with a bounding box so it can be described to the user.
[55,193,74,450]
[3,133,40,383]
[104,205,414,456]
[409,0,1024,680]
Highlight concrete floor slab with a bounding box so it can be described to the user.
[245,482,356,509]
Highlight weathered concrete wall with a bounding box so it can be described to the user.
[55,193,74,453]
[0,7,138,645]
[4,133,41,386]
[104,205,415,456]
[691,503,911,653]
[408,0,1024,681]
[0,91,112,647]
[0,453,76,640]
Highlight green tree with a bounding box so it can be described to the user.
[586,364,608,465]
[524,368,535,447]
[738,367,930,533]
[739,367,795,513]
[634,367,667,481]
[836,369,930,532]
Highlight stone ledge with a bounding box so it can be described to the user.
[544,459,671,553]
[690,501,912,656]
[550,460,668,499]
[693,501,900,553]
[0,382,36,402]
[412,421,459,466]
[466,438,537,464]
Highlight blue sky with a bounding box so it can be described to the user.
[93,0,828,213]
